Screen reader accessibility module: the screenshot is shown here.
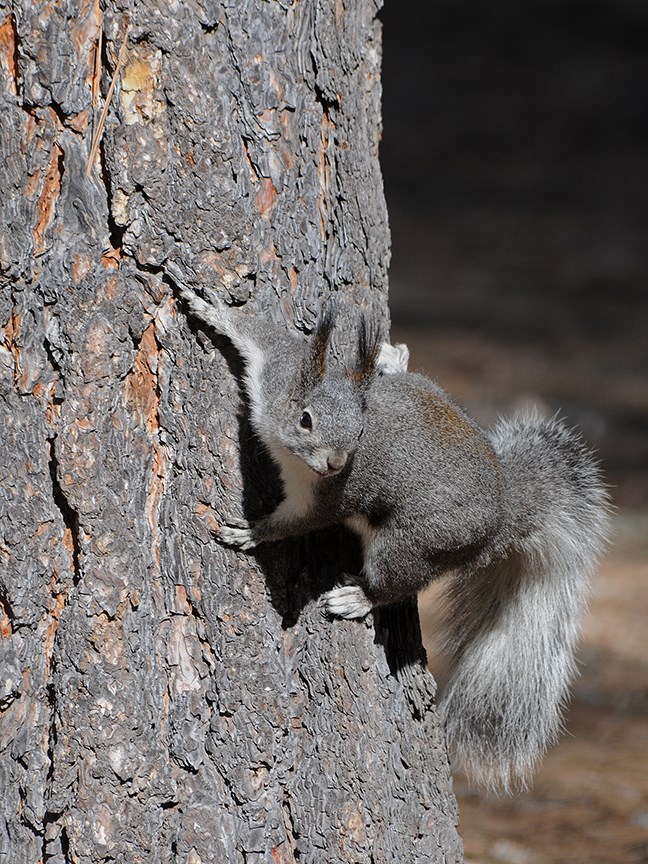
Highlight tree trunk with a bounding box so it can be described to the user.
[0,1,462,862]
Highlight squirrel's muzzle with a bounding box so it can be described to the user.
[326,451,348,473]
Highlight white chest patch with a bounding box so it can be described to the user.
[269,445,318,522]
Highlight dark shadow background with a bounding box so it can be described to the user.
[379,2,648,862]
[381,0,648,508]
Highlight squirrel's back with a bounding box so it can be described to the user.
[343,372,505,558]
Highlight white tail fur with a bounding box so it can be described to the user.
[440,414,609,792]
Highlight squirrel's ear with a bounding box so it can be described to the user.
[348,313,381,385]
[303,304,337,384]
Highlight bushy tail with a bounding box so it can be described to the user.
[439,412,610,792]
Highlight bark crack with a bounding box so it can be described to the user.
[47,436,81,586]
[41,675,65,862]
[99,136,126,256]
[34,142,65,257]
[281,789,302,861]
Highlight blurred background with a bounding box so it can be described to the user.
[379,1,648,862]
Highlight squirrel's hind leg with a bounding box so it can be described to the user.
[324,519,434,619]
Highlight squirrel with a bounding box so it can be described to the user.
[175,282,609,793]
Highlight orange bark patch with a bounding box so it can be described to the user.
[45,383,62,425]
[69,0,100,56]
[0,597,12,638]
[288,267,299,293]
[334,0,345,28]
[43,573,67,675]
[204,508,220,535]
[125,321,159,433]
[125,321,168,552]
[68,109,90,133]
[23,111,40,149]
[34,143,64,255]
[101,246,121,269]
[2,309,20,348]
[0,14,18,96]
[175,584,189,609]
[2,311,21,380]
[62,526,76,556]
[102,274,120,299]
[255,176,276,217]
[258,242,278,266]
[173,584,197,618]
[71,253,93,283]
[88,0,102,105]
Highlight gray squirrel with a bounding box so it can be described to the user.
[176,282,609,792]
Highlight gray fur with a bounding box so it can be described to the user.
[439,413,609,791]
[179,286,610,792]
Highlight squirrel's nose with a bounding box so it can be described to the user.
[327,452,348,473]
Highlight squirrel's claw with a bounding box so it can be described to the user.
[323,585,373,619]
[218,524,257,551]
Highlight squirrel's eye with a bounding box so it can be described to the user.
[299,410,313,430]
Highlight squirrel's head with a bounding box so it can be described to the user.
[263,309,380,477]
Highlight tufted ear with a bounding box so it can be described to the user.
[347,313,381,386]
[301,304,338,387]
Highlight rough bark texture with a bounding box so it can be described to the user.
[0,1,462,862]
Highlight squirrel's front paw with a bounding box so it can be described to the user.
[324,585,373,620]
[218,524,257,551]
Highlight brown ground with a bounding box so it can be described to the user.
[418,538,648,864]
[397,331,648,864]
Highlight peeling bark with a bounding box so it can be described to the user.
[0,1,462,862]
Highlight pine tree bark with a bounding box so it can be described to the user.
[0,1,462,861]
